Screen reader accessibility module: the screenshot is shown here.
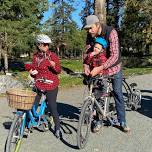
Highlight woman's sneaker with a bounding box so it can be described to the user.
[92,120,102,133]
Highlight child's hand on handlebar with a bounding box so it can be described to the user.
[90,66,103,77]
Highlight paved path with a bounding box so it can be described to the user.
[0,74,152,152]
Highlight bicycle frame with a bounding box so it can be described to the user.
[5,75,52,152]
[77,76,116,149]
[16,98,48,132]
[15,111,26,138]
[88,76,114,125]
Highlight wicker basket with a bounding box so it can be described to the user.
[6,88,36,110]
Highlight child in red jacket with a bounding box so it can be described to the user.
[84,37,109,133]
[84,37,108,96]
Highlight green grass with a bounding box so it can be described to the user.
[61,60,152,87]
[59,74,82,88]
[61,59,83,72]
[54,66,152,88]
[2,60,152,89]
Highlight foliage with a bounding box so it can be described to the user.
[0,0,151,62]
[44,0,86,58]
[45,0,76,44]
[121,0,152,56]
[61,59,83,72]
[80,0,94,28]
[106,0,125,28]
[0,0,48,56]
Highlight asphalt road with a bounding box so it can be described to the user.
[0,74,152,152]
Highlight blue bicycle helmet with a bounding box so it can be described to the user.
[95,37,108,49]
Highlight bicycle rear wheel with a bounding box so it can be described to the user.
[122,80,132,110]
[131,89,142,110]
[5,113,25,152]
[77,97,93,149]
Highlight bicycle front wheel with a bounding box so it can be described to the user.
[5,113,25,152]
[77,97,93,149]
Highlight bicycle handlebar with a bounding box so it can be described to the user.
[83,74,114,86]
[35,78,53,84]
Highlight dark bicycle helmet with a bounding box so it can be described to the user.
[95,37,108,49]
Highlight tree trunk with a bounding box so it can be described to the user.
[94,0,106,24]
[115,0,120,29]
[0,43,2,60]
[4,53,8,72]
[4,29,8,72]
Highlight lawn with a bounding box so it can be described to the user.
[61,59,83,72]
[3,59,152,89]
[60,60,152,88]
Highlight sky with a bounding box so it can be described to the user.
[41,0,84,28]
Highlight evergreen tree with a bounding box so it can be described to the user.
[106,0,125,29]
[121,0,152,56]
[45,0,80,58]
[80,0,94,28]
[0,0,48,65]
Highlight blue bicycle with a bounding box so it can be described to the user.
[5,81,53,152]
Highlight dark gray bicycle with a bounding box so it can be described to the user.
[77,75,116,149]
[77,75,142,149]
[122,77,142,111]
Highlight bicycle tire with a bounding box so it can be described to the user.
[5,114,25,152]
[104,93,117,125]
[122,80,132,110]
[123,80,142,111]
[131,89,142,110]
[77,97,93,149]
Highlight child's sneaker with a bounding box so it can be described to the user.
[92,120,102,133]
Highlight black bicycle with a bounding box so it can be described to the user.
[122,77,142,110]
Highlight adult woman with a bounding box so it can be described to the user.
[28,34,61,138]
